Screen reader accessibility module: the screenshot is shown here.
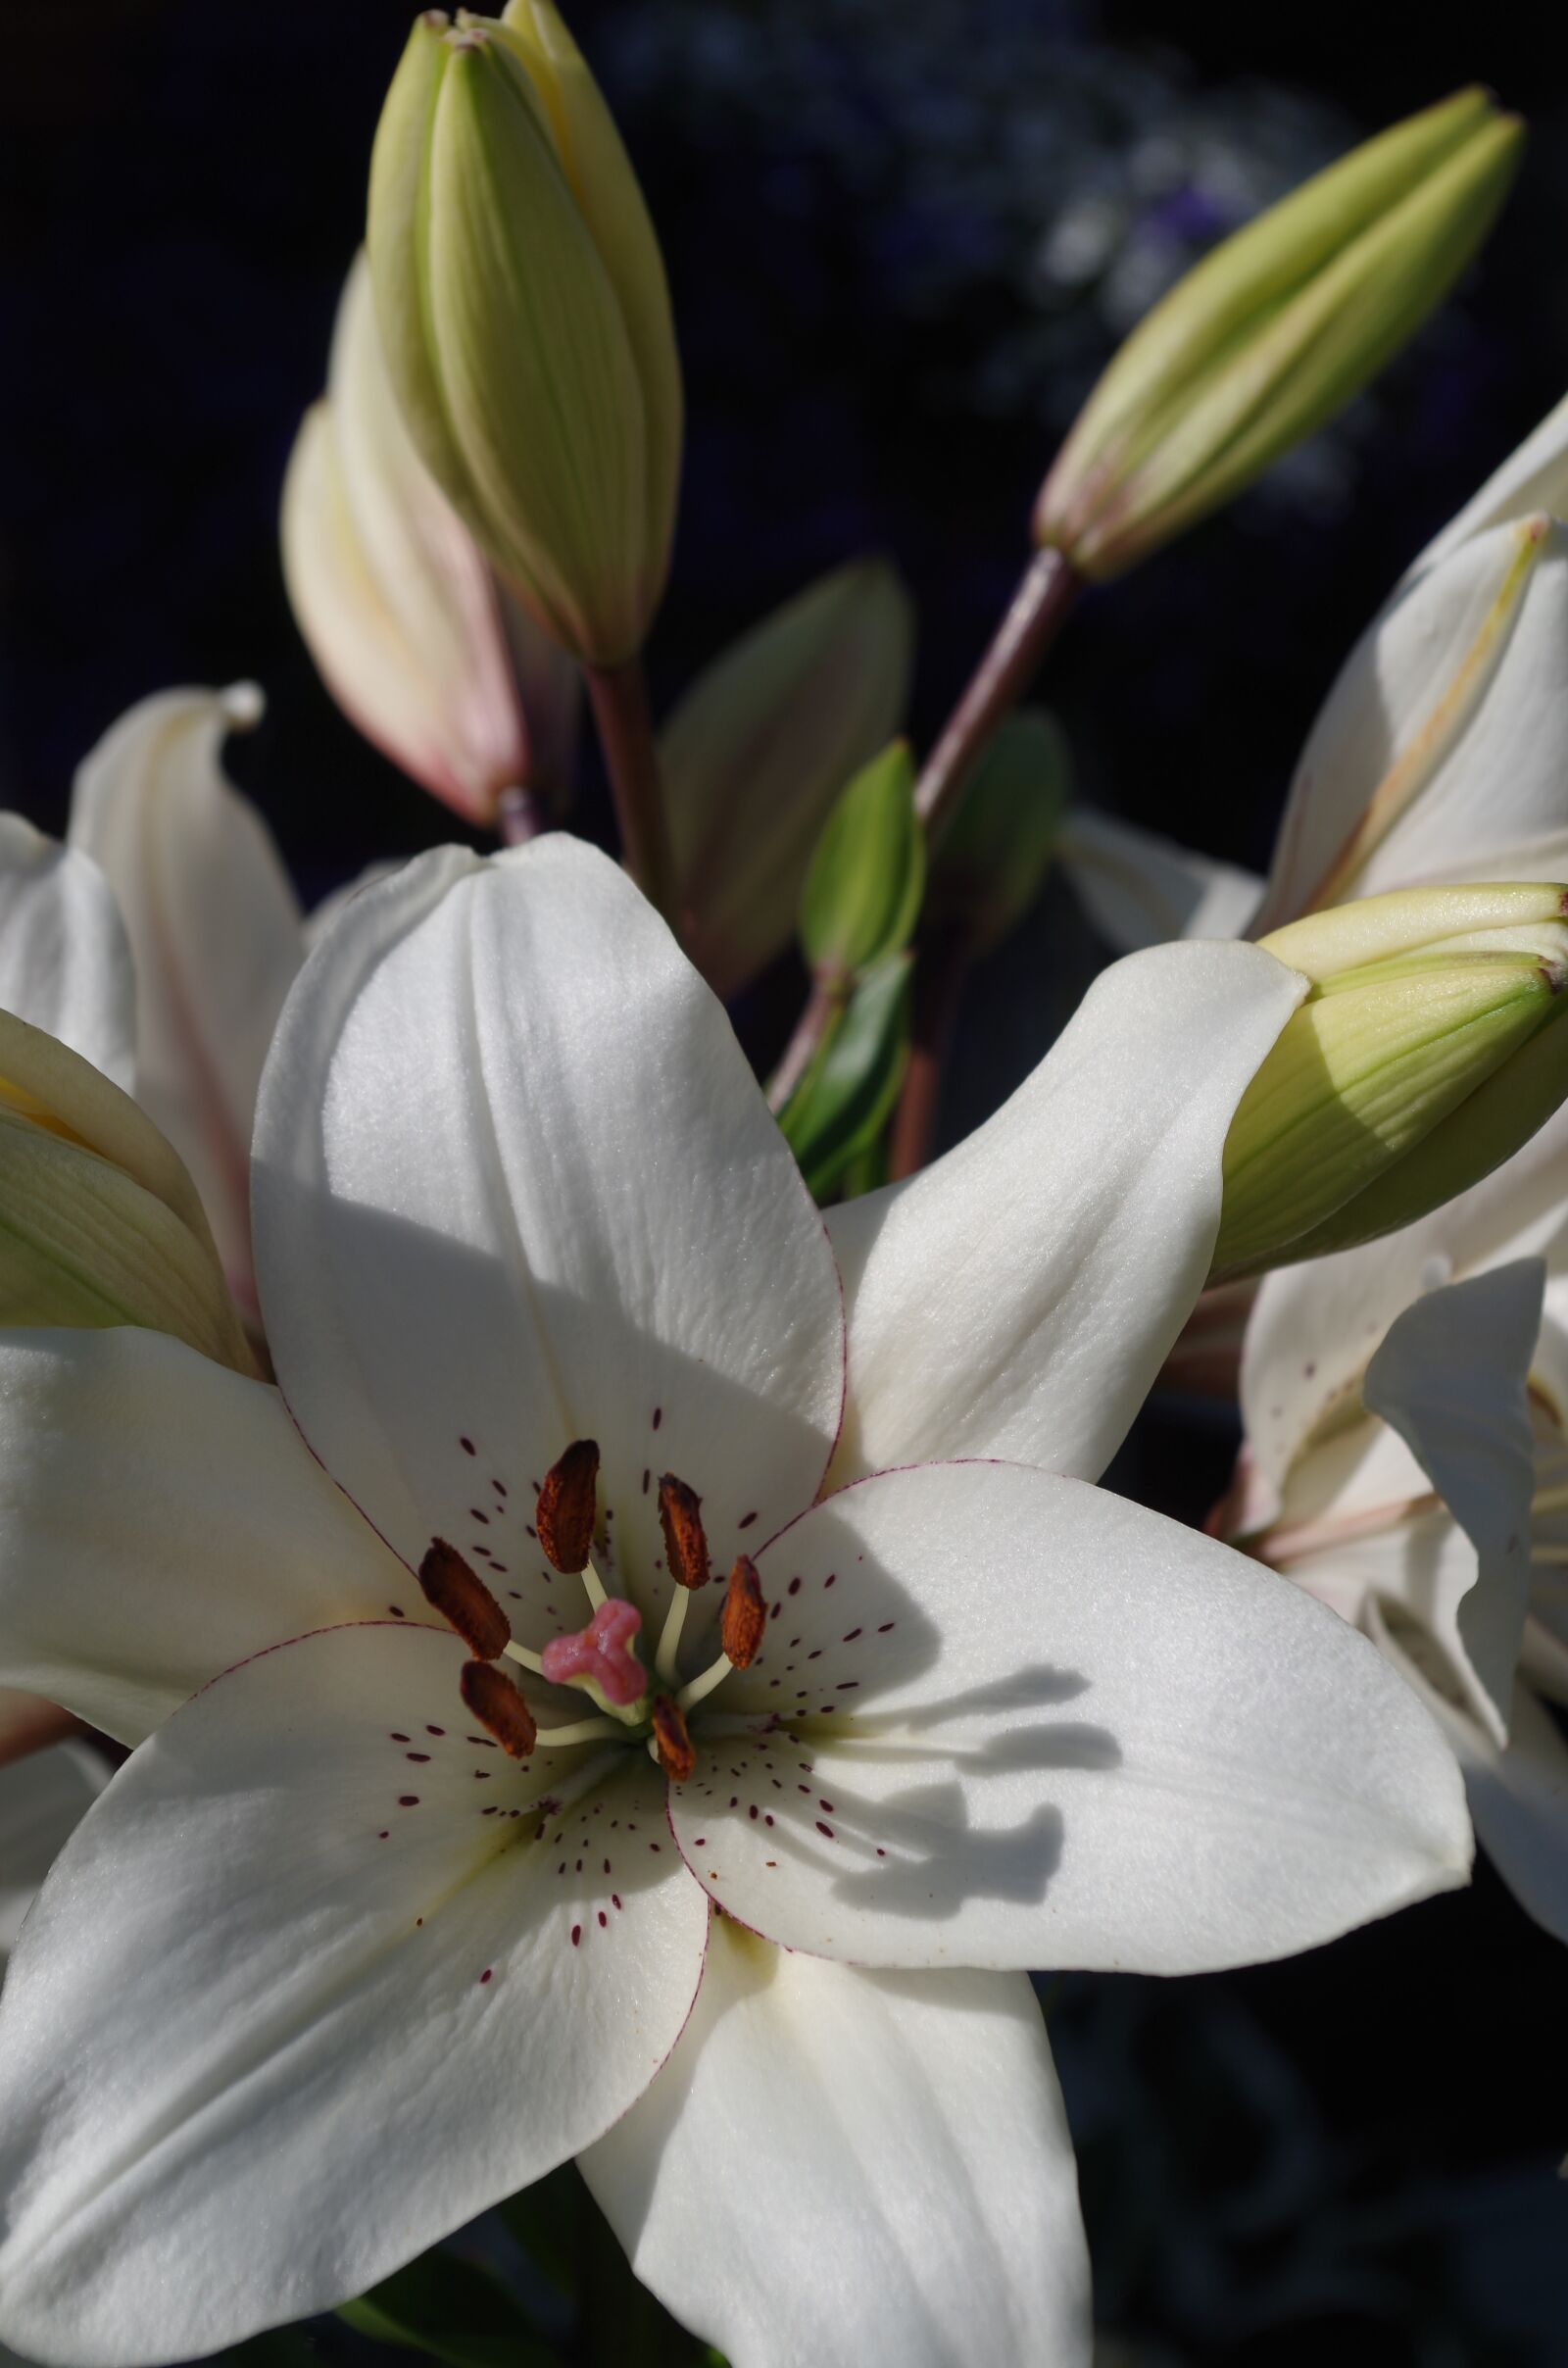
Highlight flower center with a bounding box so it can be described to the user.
[415,1438,767,1782]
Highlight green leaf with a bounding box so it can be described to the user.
[799,741,924,982]
[337,2248,556,2368]
[926,709,1070,954]
[779,953,913,1201]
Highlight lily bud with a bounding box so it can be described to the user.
[1036,88,1522,580]
[925,711,1070,956]
[1213,885,1568,1282]
[282,252,577,826]
[662,560,915,996]
[368,3,681,666]
[0,1009,255,1374]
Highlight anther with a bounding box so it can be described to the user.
[536,1439,600,1574]
[658,1475,710,1592]
[720,1555,766,1669]
[650,1694,696,1783]
[460,1661,538,1760]
[418,1539,513,1660]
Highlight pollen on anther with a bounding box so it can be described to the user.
[721,1555,766,1668]
[418,1538,511,1659]
[460,1660,538,1759]
[537,1439,600,1573]
[659,1473,710,1591]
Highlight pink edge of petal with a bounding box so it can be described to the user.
[755,1452,1046,1560]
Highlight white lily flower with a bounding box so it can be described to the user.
[64,684,307,1318]
[0,1738,107,1971]
[0,841,1469,2368]
[1060,389,1568,953]
[1236,1121,1568,1939]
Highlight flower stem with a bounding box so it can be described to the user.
[913,545,1081,844]
[888,928,970,1179]
[765,974,841,1114]
[584,659,682,936]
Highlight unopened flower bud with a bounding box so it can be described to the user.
[368,3,681,666]
[662,560,914,996]
[0,1009,255,1373]
[1213,884,1568,1281]
[1037,88,1522,580]
[924,710,1070,956]
[282,251,577,827]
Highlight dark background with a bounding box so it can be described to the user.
[3,1,1567,2360]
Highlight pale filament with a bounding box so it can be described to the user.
[654,1585,690,1685]
[532,1714,624,1750]
[676,1647,734,1716]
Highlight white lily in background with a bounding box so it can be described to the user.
[0,1718,106,1971]
[0,838,1469,2368]
[1058,388,1568,951]
[283,252,579,829]
[1230,1109,1568,1940]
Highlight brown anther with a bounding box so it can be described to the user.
[460,1661,538,1760]
[417,1539,512,1660]
[658,1474,710,1592]
[536,1439,600,1573]
[650,1694,696,1783]
[720,1555,766,1669]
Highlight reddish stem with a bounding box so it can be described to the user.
[585,659,681,936]
[914,545,1082,843]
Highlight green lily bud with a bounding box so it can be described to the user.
[0,1010,254,1373]
[662,559,915,997]
[925,710,1070,955]
[1037,88,1522,581]
[800,742,924,985]
[368,4,681,665]
[1212,884,1568,1282]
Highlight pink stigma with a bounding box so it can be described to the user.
[541,1598,646,1706]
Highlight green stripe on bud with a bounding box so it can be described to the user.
[368,6,680,665]
[800,742,924,984]
[0,1013,255,1372]
[1212,884,1568,1282]
[1037,88,1522,580]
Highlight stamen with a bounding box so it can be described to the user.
[675,1558,768,1715]
[533,1715,625,1750]
[658,1475,710,1591]
[541,1597,647,1708]
[460,1660,538,1759]
[536,1439,601,1576]
[649,1694,696,1782]
[720,1555,766,1669]
[418,1539,512,1659]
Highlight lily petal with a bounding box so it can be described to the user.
[69,685,305,1314]
[1414,389,1568,570]
[1256,514,1568,927]
[1056,807,1262,953]
[581,1920,1089,2368]
[0,1326,407,1744]
[671,1461,1471,1972]
[0,818,134,1090]
[1242,1096,1568,1500]
[825,941,1304,1484]
[0,1744,106,1962]
[252,838,845,1633]
[0,1622,708,2367]
[1362,1261,1544,1746]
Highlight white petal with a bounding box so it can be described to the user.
[68,685,305,1312]
[581,1922,1089,2368]
[0,1624,707,2366]
[1361,1263,1544,1746]
[0,1325,409,1744]
[0,1745,107,1963]
[1415,390,1568,570]
[1057,808,1262,952]
[1256,516,1568,927]
[825,941,1304,1485]
[671,1461,1470,1972]
[253,838,844,1634]
[0,818,134,1090]
[1363,1600,1568,1947]
[1241,1096,1568,1499]
[1460,1685,1568,1943]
